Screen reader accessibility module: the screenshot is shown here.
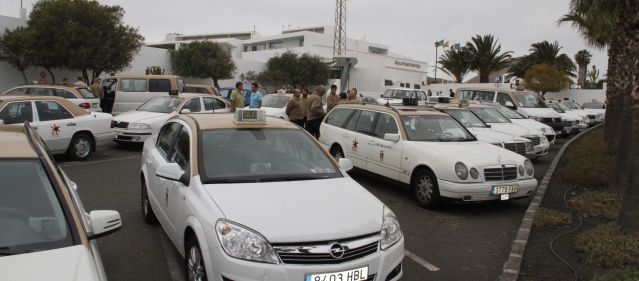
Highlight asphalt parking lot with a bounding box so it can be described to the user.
[57,137,565,281]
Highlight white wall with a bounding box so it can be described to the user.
[117,46,172,76]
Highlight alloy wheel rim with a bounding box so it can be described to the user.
[75,138,90,157]
[187,246,205,281]
[416,175,434,202]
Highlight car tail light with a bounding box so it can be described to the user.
[79,103,91,109]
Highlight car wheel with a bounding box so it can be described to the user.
[412,169,441,209]
[330,145,345,160]
[185,236,207,281]
[141,180,157,224]
[67,133,93,161]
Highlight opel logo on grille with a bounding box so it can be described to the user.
[329,243,345,259]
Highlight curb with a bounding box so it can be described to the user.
[498,124,603,281]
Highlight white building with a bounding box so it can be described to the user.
[147,25,429,96]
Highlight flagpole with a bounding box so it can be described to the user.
[434,42,438,84]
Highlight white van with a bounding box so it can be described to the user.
[100,75,185,115]
[456,87,563,141]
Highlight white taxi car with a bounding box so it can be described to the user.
[376,88,428,106]
[0,124,121,280]
[112,93,229,144]
[319,104,538,208]
[0,96,114,160]
[466,103,550,157]
[258,93,292,120]
[3,84,102,112]
[547,102,581,135]
[140,110,404,281]
[433,104,536,158]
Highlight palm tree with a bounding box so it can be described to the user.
[561,0,639,235]
[574,49,592,87]
[509,41,576,79]
[438,48,470,83]
[464,34,512,83]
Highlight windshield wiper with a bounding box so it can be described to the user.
[257,175,331,182]
[203,178,260,184]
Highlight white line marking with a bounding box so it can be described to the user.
[60,155,140,167]
[159,232,185,281]
[405,250,440,271]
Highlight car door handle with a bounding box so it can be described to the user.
[66,123,76,126]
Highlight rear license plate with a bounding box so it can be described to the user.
[305,266,368,281]
[492,185,518,194]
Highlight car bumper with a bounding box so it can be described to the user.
[94,131,116,147]
[205,237,404,281]
[113,129,152,143]
[533,142,550,157]
[437,178,538,201]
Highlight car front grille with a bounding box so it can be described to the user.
[484,166,518,181]
[541,117,561,123]
[273,233,380,265]
[503,142,528,155]
[524,136,541,146]
[111,121,129,128]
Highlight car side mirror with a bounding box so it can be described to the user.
[180,109,191,114]
[505,101,516,108]
[156,162,190,186]
[338,158,353,172]
[384,133,400,142]
[88,210,122,239]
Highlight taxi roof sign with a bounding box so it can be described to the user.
[234,109,266,124]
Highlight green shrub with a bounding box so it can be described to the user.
[568,190,621,220]
[533,207,572,227]
[562,128,614,188]
[592,268,639,281]
[575,223,639,268]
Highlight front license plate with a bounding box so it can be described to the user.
[492,185,519,195]
[305,266,368,281]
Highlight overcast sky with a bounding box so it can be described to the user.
[93,0,607,80]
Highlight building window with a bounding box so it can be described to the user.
[384,80,393,86]
[330,67,343,79]
[405,82,410,88]
[269,41,283,49]
[243,45,249,52]
[414,84,420,89]
[251,45,257,51]
[299,39,304,47]
[255,44,266,51]
[399,83,405,87]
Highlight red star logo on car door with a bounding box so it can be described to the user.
[352,139,359,151]
[51,124,61,136]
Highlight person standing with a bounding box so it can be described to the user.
[341,89,361,104]
[37,71,49,85]
[61,77,70,86]
[301,88,310,128]
[449,89,455,98]
[248,82,262,108]
[306,86,326,139]
[74,77,88,87]
[286,89,305,127]
[229,82,245,112]
[427,89,433,96]
[326,84,339,112]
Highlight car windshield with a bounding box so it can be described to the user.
[137,96,184,113]
[76,88,96,99]
[441,109,488,128]
[262,95,289,108]
[549,103,566,113]
[582,103,604,109]
[200,129,341,183]
[564,102,582,110]
[513,92,547,108]
[495,106,524,119]
[470,107,510,123]
[0,160,74,256]
[382,89,411,99]
[557,103,571,111]
[401,115,476,142]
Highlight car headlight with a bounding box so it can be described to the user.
[455,162,468,180]
[381,207,402,250]
[518,165,525,176]
[215,220,280,264]
[470,168,479,179]
[525,142,533,153]
[128,123,152,130]
[524,159,534,176]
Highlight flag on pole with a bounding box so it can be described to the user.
[435,39,445,47]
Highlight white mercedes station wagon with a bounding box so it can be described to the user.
[319,104,538,208]
[141,110,404,281]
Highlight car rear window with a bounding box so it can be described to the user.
[76,88,96,99]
